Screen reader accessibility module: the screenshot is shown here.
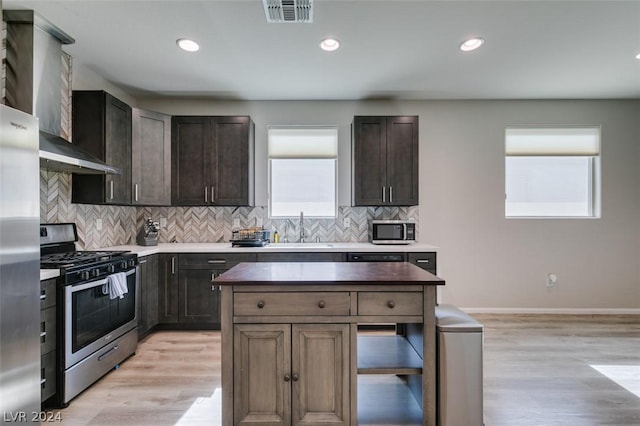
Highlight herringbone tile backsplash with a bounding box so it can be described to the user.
[41,171,419,249]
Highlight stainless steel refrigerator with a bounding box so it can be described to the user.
[0,104,41,420]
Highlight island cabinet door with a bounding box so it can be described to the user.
[234,324,291,426]
[292,324,350,426]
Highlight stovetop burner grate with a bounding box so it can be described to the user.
[40,250,130,268]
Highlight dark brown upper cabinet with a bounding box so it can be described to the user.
[171,116,254,206]
[71,91,132,205]
[352,116,419,206]
[132,108,171,206]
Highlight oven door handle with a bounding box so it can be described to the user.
[70,268,136,293]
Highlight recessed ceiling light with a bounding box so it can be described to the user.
[177,38,199,52]
[636,52,640,60]
[460,37,484,52]
[320,38,340,52]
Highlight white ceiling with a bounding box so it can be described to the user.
[4,0,640,101]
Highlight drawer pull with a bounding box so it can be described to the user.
[318,301,326,309]
[40,291,46,300]
[416,259,430,264]
[41,379,46,387]
[387,301,395,309]
[257,300,265,309]
[284,374,291,382]
[292,373,299,382]
[208,260,226,264]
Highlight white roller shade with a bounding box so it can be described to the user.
[505,127,600,156]
[268,127,338,158]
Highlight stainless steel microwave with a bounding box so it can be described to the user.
[369,220,416,244]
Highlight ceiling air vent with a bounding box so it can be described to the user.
[263,0,313,23]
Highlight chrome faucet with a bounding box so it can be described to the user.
[299,211,305,243]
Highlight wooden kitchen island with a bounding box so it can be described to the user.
[215,261,445,426]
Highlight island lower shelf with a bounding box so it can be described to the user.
[358,335,423,375]
[358,375,423,426]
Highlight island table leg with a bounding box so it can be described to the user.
[423,285,437,426]
[221,285,234,425]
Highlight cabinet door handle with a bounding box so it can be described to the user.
[208,260,226,264]
[40,291,46,301]
[387,300,395,309]
[211,186,215,203]
[382,186,386,203]
[284,373,291,382]
[134,184,139,202]
[139,259,147,264]
[171,256,176,275]
[389,186,393,203]
[416,259,430,264]
[257,300,265,309]
[109,180,114,200]
[318,301,326,309]
[204,186,208,203]
[292,373,299,382]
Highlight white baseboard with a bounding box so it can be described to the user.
[459,307,640,315]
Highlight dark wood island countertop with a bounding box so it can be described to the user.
[215,261,445,286]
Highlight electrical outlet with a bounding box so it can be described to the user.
[233,218,240,228]
[343,218,351,228]
[96,219,102,231]
[546,273,558,288]
[159,217,167,229]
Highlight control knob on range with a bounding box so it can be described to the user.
[128,259,136,268]
[120,261,128,269]
[107,264,115,273]
[92,268,100,278]
[80,271,90,281]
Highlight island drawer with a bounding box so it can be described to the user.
[358,292,423,316]
[234,292,350,316]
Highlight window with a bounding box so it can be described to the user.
[505,127,600,218]
[268,127,338,218]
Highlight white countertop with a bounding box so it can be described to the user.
[40,242,438,280]
[102,242,439,257]
[40,269,61,281]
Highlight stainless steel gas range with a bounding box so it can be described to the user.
[40,223,139,407]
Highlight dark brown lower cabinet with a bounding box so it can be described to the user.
[158,254,179,324]
[40,278,57,403]
[157,253,256,329]
[179,269,219,325]
[407,252,437,275]
[138,255,159,338]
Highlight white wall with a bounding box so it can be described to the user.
[72,62,137,107]
[138,97,640,311]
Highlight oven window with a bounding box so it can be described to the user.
[71,273,136,353]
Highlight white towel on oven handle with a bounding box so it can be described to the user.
[102,272,128,299]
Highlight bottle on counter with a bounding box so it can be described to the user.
[273,231,280,243]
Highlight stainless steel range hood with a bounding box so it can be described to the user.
[3,10,120,175]
[39,131,118,174]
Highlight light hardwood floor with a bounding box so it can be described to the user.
[47,315,640,425]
